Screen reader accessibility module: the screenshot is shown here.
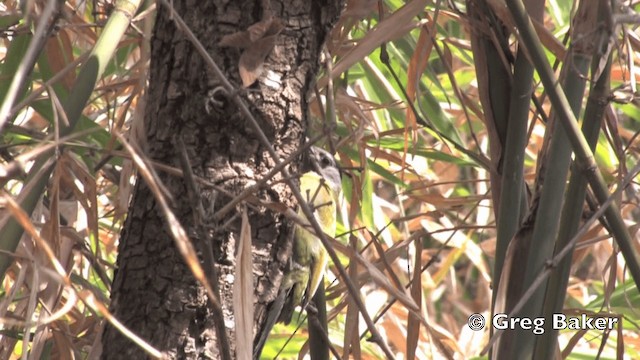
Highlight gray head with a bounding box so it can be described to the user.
[306,146,342,193]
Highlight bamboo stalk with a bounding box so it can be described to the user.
[505,0,640,289]
[536,52,613,360]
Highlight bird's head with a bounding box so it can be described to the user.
[305,146,342,194]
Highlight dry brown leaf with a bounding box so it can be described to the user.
[219,18,285,87]
[406,24,435,131]
[44,28,76,91]
[51,324,75,360]
[343,0,377,19]
[234,209,254,360]
[342,235,361,359]
[406,239,422,359]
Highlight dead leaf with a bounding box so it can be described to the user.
[234,209,254,360]
[219,18,285,87]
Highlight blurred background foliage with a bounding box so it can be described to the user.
[1,0,639,359]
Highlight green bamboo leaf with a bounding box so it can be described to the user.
[366,137,478,167]
[586,279,640,323]
[416,86,463,144]
[0,14,21,30]
[361,166,375,230]
[367,158,407,188]
[0,34,31,105]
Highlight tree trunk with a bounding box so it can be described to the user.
[101,1,343,358]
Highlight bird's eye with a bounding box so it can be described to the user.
[321,157,331,167]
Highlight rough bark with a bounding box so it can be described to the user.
[101,1,343,358]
